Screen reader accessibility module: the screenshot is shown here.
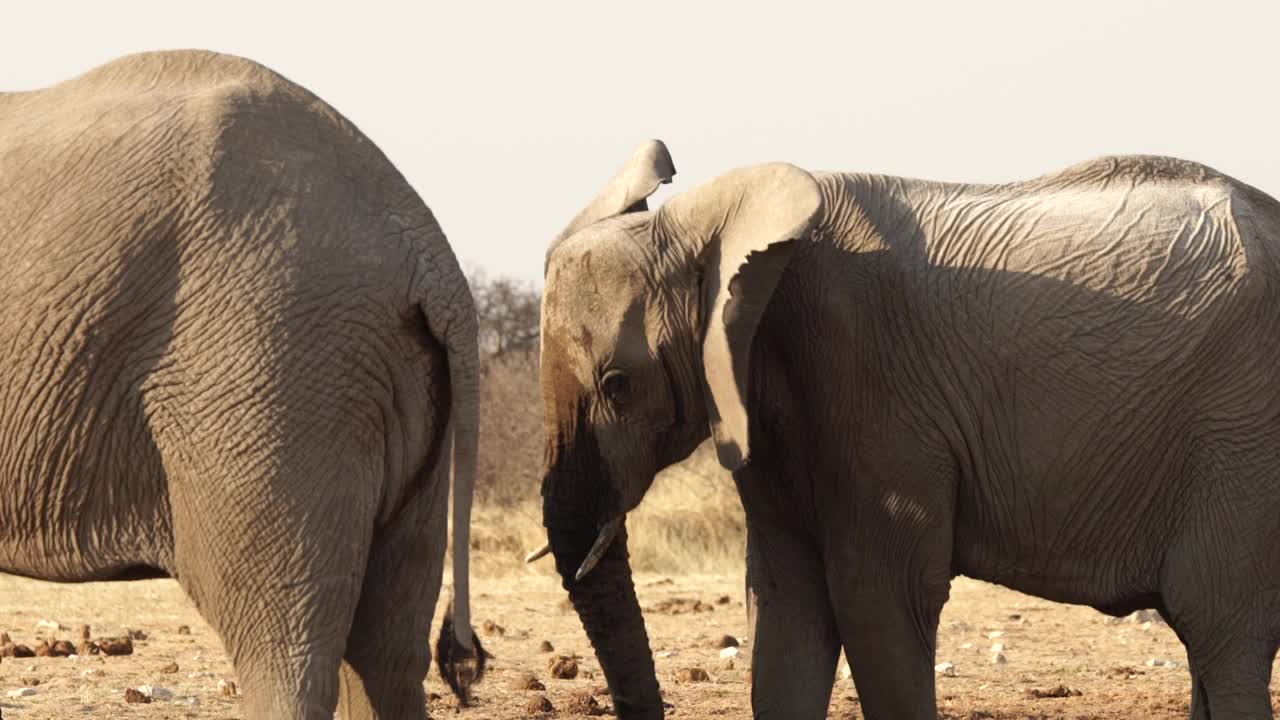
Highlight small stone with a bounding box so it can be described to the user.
[677,667,709,683]
[547,655,578,679]
[1141,621,1153,631]
[176,625,191,635]
[716,595,731,604]
[217,679,239,697]
[7,687,37,698]
[655,650,677,658]
[934,661,957,676]
[990,642,1005,653]
[991,652,1007,664]
[34,619,62,632]
[960,642,974,650]
[481,620,505,636]
[1146,658,1178,668]
[161,662,180,674]
[987,631,1005,639]
[507,672,545,692]
[714,634,739,649]
[19,677,40,687]
[1007,613,1022,621]
[538,640,554,653]
[719,646,739,660]
[524,694,554,714]
[124,687,151,704]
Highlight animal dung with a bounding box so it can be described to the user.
[547,654,579,679]
[561,689,605,715]
[123,687,151,704]
[507,672,545,691]
[677,667,709,683]
[96,636,134,656]
[714,634,739,649]
[524,694,554,715]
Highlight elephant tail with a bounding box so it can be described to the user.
[418,247,485,702]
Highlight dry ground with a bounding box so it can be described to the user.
[2,570,1277,719]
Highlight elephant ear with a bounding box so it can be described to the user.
[545,139,676,271]
[660,164,823,471]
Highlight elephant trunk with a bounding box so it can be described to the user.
[544,494,663,719]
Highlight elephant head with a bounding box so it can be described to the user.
[537,140,823,718]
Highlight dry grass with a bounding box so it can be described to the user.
[467,358,745,578]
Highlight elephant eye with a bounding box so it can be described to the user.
[600,370,631,407]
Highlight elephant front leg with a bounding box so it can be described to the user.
[825,490,953,720]
[746,521,842,719]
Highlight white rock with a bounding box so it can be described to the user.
[960,642,974,650]
[34,619,63,631]
[655,650,677,659]
[934,661,956,676]
[719,646,739,659]
[1141,621,1153,631]
[138,684,174,700]
[991,652,1007,664]
[990,642,1005,653]
[1146,658,1178,668]
[840,663,852,680]
[7,687,38,698]
[987,631,1005,639]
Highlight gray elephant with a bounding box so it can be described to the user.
[0,50,483,719]
[536,140,1280,719]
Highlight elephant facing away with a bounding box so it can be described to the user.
[535,140,1280,719]
[0,51,484,719]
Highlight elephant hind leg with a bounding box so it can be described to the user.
[1161,523,1280,719]
[169,443,380,720]
[336,450,452,720]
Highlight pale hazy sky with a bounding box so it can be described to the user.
[6,1,1277,284]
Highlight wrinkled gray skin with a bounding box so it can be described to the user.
[0,50,482,719]
[538,140,1280,719]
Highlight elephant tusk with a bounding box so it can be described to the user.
[524,542,552,563]
[575,515,624,581]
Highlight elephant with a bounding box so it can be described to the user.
[0,50,484,719]
[535,139,1280,719]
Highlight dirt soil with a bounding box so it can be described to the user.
[1,572,1277,719]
